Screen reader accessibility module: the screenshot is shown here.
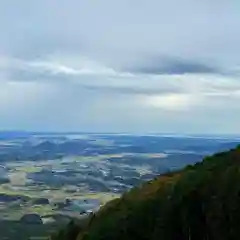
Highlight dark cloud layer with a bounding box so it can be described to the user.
[124,56,220,75]
[80,84,183,96]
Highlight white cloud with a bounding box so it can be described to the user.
[143,94,195,111]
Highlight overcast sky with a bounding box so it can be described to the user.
[0,0,240,134]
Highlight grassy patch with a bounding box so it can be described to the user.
[15,165,42,173]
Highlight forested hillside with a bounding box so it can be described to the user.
[52,145,240,240]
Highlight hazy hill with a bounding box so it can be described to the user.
[52,145,240,240]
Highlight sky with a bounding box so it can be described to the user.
[0,0,240,134]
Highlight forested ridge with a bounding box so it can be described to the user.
[52,145,240,240]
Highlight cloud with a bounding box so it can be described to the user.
[0,56,183,95]
[0,0,239,134]
[142,94,195,111]
[123,56,221,75]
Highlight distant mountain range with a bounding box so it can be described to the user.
[0,131,239,140]
[0,133,239,165]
